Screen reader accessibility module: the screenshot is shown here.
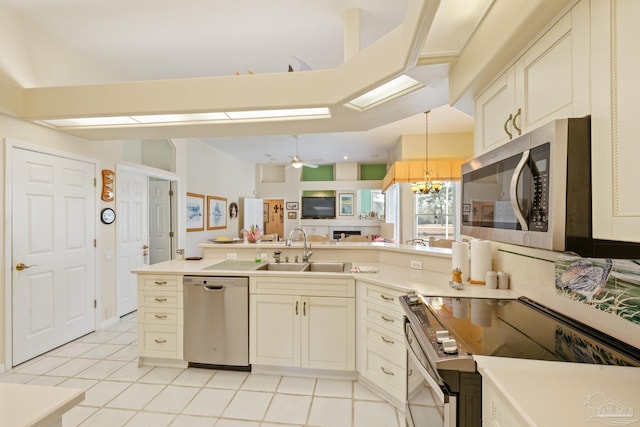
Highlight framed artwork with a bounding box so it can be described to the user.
[207,196,227,230]
[286,202,299,210]
[229,202,239,219]
[186,192,205,232]
[288,211,297,219]
[339,193,354,216]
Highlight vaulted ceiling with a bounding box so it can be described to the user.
[0,0,492,164]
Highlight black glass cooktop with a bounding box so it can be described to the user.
[418,296,640,367]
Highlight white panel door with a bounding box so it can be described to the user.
[148,179,172,264]
[12,148,96,365]
[116,170,148,317]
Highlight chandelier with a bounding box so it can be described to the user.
[411,110,442,194]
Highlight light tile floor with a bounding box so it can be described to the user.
[0,313,405,427]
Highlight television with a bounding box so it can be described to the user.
[301,197,336,219]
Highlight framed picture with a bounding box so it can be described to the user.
[207,196,227,230]
[186,192,205,232]
[286,201,299,210]
[288,211,297,219]
[339,193,354,216]
[229,202,239,219]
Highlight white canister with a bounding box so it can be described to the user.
[176,249,185,260]
[485,271,498,289]
[498,271,510,289]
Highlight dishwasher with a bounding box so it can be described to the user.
[183,276,250,370]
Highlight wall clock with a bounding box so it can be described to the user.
[101,208,116,224]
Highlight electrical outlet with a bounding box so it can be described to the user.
[226,252,238,259]
[410,260,423,270]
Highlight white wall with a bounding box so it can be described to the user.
[183,140,256,257]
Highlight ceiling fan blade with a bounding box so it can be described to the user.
[303,163,318,168]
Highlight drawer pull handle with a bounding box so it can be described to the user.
[380,294,394,301]
[303,301,307,316]
[154,297,168,302]
[154,314,168,319]
[154,281,168,285]
[381,315,394,322]
[154,338,167,344]
[381,336,395,345]
[296,301,299,315]
[380,367,395,376]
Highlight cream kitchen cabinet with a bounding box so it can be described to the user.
[137,274,185,367]
[250,276,355,371]
[591,0,640,243]
[482,379,529,427]
[475,0,590,154]
[356,281,407,409]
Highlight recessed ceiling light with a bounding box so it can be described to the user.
[343,155,349,160]
[345,75,424,111]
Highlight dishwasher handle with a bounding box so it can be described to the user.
[204,285,224,291]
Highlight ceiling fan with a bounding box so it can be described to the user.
[286,135,319,169]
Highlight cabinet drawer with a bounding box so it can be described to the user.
[139,325,179,354]
[139,307,182,325]
[140,292,179,308]
[364,347,406,400]
[365,301,404,335]
[364,284,405,314]
[251,277,355,297]
[139,275,180,291]
[365,322,405,358]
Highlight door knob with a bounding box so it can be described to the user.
[142,245,149,249]
[16,263,36,271]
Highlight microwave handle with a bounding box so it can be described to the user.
[510,150,530,231]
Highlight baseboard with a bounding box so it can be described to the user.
[0,364,5,374]
[99,317,118,330]
[251,364,357,381]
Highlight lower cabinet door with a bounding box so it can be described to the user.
[301,296,355,370]
[250,294,300,367]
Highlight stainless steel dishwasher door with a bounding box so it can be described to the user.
[183,276,249,369]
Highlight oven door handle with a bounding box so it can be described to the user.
[510,149,530,231]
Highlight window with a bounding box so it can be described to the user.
[415,181,458,240]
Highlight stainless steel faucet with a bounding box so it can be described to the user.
[285,228,313,262]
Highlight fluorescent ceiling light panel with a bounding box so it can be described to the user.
[131,112,228,123]
[40,108,330,128]
[44,116,138,126]
[346,75,424,111]
[226,107,330,120]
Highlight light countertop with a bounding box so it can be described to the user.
[475,356,640,426]
[132,258,516,299]
[0,383,84,427]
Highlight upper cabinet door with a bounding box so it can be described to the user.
[591,0,640,243]
[474,0,591,155]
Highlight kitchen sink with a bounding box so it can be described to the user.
[256,262,309,272]
[256,261,351,273]
[308,262,352,272]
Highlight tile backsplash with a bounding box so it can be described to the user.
[555,255,640,326]
[494,243,640,349]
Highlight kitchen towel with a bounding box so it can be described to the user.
[451,241,470,283]
[470,240,492,285]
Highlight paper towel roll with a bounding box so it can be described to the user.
[470,240,492,285]
[451,242,470,282]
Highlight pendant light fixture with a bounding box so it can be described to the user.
[411,110,442,194]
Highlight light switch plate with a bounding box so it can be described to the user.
[226,253,238,259]
[410,260,423,269]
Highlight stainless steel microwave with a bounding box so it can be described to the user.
[461,117,587,252]
[461,116,640,258]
